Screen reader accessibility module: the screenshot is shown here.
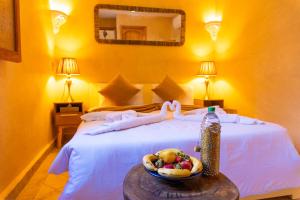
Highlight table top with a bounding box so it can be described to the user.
[123,164,239,200]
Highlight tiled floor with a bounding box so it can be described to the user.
[16,149,68,200]
[16,149,293,200]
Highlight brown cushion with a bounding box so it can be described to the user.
[99,75,140,106]
[152,76,185,101]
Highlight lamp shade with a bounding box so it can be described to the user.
[56,58,80,75]
[197,61,217,76]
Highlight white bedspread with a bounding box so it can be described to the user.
[49,119,300,200]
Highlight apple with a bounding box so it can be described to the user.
[175,156,183,163]
[180,160,192,170]
[163,164,174,169]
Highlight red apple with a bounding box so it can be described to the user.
[163,164,174,169]
[175,156,182,163]
[180,161,192,170]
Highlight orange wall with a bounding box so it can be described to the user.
[54,0,215,84]
[215,0,300,150]
[57,0,300,150]
[1,0,299,194]
[0,0,55,195]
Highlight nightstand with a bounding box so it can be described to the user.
[54,102,83,148]
[194,99,237,114]
[194,99,224,108]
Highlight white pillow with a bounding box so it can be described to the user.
[81,111,111,122]
[81,110,138,122]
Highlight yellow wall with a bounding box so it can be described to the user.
[215,0,300,150]
[57,0,300,150]
[54,0,215,83]
[0,0,55,195]
[1,0,299,194]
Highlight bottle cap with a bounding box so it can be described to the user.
[208,106,215,112]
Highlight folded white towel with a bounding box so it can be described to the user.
[82,113,166,135]
[81,102,172,135]
[218,114,239,123]
[105,110,137,122]
[174,113,264,125]
[238,116,264,125]
[81,111,111,122]
[172,101,264,125]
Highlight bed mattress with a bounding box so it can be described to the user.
[49,119,300,200]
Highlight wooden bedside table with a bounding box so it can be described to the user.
[194,99,237,114]
[54,102,83,148]
[194,99,224,108]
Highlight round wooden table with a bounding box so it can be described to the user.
[123,165,239,200]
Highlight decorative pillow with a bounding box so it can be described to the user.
[152,76,185,101]
[99,75,140,106]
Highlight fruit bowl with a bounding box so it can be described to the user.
[144,167,201,182]
[142,148,203,181]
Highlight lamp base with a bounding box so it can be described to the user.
[65,77,74,103]
[204,77,210,100]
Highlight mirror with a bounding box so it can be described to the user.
[94,4,186,46]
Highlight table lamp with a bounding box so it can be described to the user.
[197,61,217,100]
[56,58,80,102]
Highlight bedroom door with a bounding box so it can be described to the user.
[121,26,147,40]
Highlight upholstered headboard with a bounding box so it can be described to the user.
[86,83,194,110]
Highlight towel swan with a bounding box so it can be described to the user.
[172,100,182,117]
[160,101,175,115]
[171,100,200,121]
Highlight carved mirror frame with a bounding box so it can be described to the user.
[94,4,186,46]
[0,0,21,62]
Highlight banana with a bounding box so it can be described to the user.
[158,168,191,178]
[190,156,203,174]
[143,154,158,171]
[155,148,182,156]
[158,151,176,164]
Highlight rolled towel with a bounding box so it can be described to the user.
[81,111,111,122]
[82,113,166,135]
[122,111,138,120]
[105,110,137,122]
[218,114,239,123]
[238,116,264,125]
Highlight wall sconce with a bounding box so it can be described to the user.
[205,21,221,41]
[50,10,68,34]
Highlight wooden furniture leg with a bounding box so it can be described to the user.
[57,127,63,148]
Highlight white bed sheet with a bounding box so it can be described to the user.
[49,119,300,200]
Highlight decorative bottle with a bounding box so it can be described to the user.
[200,106,221,176]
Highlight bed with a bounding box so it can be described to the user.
[49,78,300,199]
[49,106,300,200]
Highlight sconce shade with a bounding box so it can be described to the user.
[51,10,68,34]
[56,58,80,76]
[197,61,217,77]
[205,21,221,41]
